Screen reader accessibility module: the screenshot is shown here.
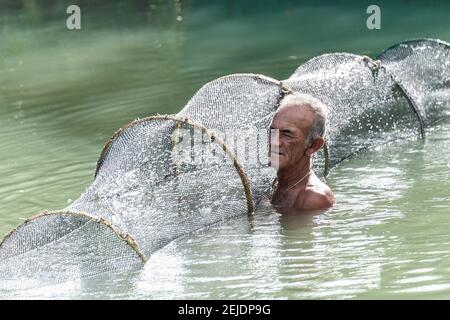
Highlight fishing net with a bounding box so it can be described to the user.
[284,52,423,169]
[0,39,449,293]
[177,74,289,201]
[0,211,145,291]
[377,39,450,127]
[0,75,287,292]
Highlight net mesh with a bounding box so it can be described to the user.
[0,39,449,292]
[71,116,254,258]
[0,212,144,291]
[377,39,450,127]
[178,74,287,201]
[284,53,423,169]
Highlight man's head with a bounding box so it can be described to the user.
[269,93,328,171]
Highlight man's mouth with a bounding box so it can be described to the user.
[270,151,284,156]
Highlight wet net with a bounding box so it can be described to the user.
[0,76,287,292]
[285,53,423,170]
[377,39,450,127]
[0,39,449,292]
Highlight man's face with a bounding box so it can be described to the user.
[269,104,314,171]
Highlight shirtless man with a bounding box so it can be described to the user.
[269,93,335,214]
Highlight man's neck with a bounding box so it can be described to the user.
[276,157,312,190]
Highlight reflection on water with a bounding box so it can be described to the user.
[1,1,450,299]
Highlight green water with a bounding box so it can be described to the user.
[1,0,450,299]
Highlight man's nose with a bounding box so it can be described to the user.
[270,129,280,148]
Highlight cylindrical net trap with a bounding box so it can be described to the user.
[0,39,448,293]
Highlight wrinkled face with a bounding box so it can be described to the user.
[269,104,314,171]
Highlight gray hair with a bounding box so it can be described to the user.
[280,93,329,146]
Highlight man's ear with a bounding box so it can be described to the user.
[306,137,325,156]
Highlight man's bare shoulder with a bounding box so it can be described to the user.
[300,178,335,211]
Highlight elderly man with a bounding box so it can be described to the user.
[269,93,335,214]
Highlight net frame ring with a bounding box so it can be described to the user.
[95,114,256,215]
